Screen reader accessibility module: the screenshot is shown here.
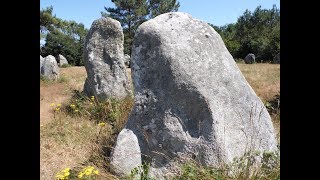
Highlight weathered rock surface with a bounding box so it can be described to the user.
[41,55,59,80]
[40,55,44,72]
[58,54,68,66]
[83,17,130,100]
[124,54,130,67]
[110,129,142,176]
[244,53,255,64]
[110,12,277,178]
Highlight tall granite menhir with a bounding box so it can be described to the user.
[83,17,130,100]
[110,12,277,177]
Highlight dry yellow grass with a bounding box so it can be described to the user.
[40,67,87,126]
[40,66,132,179]
[237,62,280,103]
[237,62,280,141]
[40,64,280,179]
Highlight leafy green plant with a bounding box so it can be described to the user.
[176,162,226,180]
[129,162,154,180]
[63,91,133,130]
[173,150,280,180]
[58,75,69,83]
[60,64,72,68]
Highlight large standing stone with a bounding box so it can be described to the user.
[41,55,59,80]
[83,17,130,100]
[58,54,68,66]
[244,53,255,64]
[110,12,277,177]
[40,55,44,73]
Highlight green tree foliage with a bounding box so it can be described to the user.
[103,0,149,55]
[40,6,58,33]
[149,0,180,18]
[40,7,88,66]
[211,5,280,62]
[103,0,180,55]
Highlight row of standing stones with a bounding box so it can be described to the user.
[78,12,277,178]
[40,54,69,80]
[244,53,280,64]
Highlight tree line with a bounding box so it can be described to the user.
[102,0,180,55]
[40,6,88,66]
[211,5,280,62]
[40,2,279,66]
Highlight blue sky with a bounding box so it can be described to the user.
[40,0,280,29]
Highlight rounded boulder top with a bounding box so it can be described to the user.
[83,17,130,100]
[244,53,255,64]
[111,12,277,178]
[88,17,123,37]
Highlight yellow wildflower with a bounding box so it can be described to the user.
[91,96,95,100]
[94,170,99,175]
[57,103,62,107]
[78,172,83,178]
[64,171,70,176]
[62,167,70,173]
[77,166,99,178]
[55,174,64,180]
[56,167,70,180]
[70,104,75,108]
[74,109,79,112]
[90,102,93,105]
[85,170,91,176]
[55,107,60,111]
[98,122,106,127]
[50,103,55,107]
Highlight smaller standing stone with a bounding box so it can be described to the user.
[58,54,69,66]
[41,55,59,80]
[124,54,131,67]
[273,53,280,64]
[40,55,44,73]
[110,129,142,176]
[244,53,255,64]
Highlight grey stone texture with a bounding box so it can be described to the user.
[124,54,131,67]
[41,55,59,80]
[110,12,277,178]
[83,17,130,100]
[58,54,68,66]
[244,53,255,64]
[40,55,44,72]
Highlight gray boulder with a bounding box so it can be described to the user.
[40,55,44,72]
[83,17,130,100]
[124,54,131,67]
[110,12,277,177]
[273,53,280,64]
[110,129,142,176]
[244,53,255,64]
[41,55,59,80]
[58,54,68,66]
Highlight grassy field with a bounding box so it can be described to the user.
[40,63,280,180]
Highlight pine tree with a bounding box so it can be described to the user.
[103,0,149,55]
[103,0,180,55]
[149,0,180,18]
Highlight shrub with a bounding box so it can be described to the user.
[60,64,72,68]
[173,150,280,180]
